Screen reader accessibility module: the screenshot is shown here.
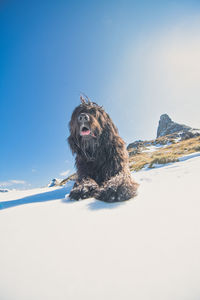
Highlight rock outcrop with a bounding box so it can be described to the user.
[157,114,200,139]
[48,178,61,187]
[0,189,9,193]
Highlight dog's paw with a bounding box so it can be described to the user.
[96,186,121,203]
[96,184,137,203]
[69,188,83,201]
[69,180,99,200]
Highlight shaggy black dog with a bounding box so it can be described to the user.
[68,96,139,202]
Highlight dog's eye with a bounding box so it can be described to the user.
[89,109,97,117]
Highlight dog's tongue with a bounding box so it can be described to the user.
[81,130,91,136]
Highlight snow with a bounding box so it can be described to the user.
[1,157,200,300]
[178,151,200,162]
[142,143,171,153]
[142,145,161,152]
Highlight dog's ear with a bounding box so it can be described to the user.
[105,113,119,135]
[98,110,118,136]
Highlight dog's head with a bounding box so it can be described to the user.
[68,96,119,161]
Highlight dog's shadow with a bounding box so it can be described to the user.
[63,195,125,210]
[88,200,124,210]
[0,184,73,210]
[0,182,124,211]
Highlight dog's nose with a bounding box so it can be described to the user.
[78,113,90,123]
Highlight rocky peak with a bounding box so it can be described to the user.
[157,114,192,138]
[159,114,172,125]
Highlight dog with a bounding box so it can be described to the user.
[68,96,138,202]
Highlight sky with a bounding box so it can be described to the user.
[1,0,200,189]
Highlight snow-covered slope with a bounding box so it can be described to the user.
[0,156,200,300]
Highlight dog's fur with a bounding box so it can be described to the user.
[68,97,138,202]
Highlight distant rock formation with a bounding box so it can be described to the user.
[127,140,144,155]
[47,174,77,188]
[0,189,9,193]
[157,114,200,139]
[48,178,61,187]
[127,114,200,153]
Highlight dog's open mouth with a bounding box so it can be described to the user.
[80,125,91,136]
[80,125,96,137]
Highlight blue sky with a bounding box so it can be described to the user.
[1,0,200,189]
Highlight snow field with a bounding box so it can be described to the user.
[0,156,200,300]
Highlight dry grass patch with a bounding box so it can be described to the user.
[129,136,200,171]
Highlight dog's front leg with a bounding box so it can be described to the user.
[69,178,99,200]
[96,172,139,203]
